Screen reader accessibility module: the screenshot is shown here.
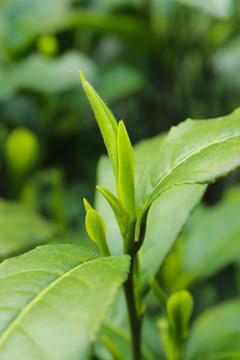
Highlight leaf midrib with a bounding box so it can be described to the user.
[138,132,240,216]
[0,257,97,349]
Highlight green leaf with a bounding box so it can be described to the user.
[212,39,240,89]
[0,200,58,260]
[174,0,234,18]
[0,51,96,100]
[95,134,206,289]
[97,322,160,360]
[0,245,130,360]
[184,300,240,360]
[167,290,193,340]
[102,335,125,360]
[96,185,129,239]
[95,133,168,256]
[117,120,136,220]
[98,65,144,103]
[150,277,167,310]
[171,186,240,287]
[0,0,73,53]
[83,198,93,212]
[80,71,118,180]
[136,112,240,222]
[69,11,149,45]
[139,184,206,292]
[85,208,111,257]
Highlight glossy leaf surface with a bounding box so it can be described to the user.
[136,112,240,221]
[0,245,130,360]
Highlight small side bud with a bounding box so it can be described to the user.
[84,199,111,257]
[167,290,193,340]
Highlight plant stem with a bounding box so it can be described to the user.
[124,254,142,360]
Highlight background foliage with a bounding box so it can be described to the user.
[1,0,240,358]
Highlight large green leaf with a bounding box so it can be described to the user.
[174,0,233,18]
[95,134,206,291]
[0,245,130,360]
[0,199,58,260]
[136,111,240,221]
[184,300,240,360]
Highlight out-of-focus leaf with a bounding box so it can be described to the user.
[0,0,74,54]
[150,0,176,37]
[136,112,240,223]
[0,200,58,260]
[69,12,149,43]
[0,245,130,360]
[139,184,206,292]
[95,290,161,360]
[97,322,160,360]
[90,0,139,12]
[174,0,234,18]
[167,290,193,340]
[98,65,144,102]
[174,186,240,287]
[184,300,240,360]
[212,38,240,88]
[0,51,96,100]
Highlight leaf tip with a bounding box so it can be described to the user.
[83,198,92,212]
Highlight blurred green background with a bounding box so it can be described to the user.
[1,0,240,329]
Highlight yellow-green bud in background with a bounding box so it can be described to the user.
[6,127,40,197]
[167,290,193,340]
[37,35,59,56]
[84,199,111,257]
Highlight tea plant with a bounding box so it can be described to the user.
[1,74,240,360]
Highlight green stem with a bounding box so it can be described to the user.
[124,254,142,360]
